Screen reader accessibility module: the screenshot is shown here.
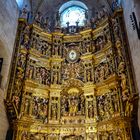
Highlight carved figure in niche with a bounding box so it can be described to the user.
[40,68,45,84]
[29,65,34,79]
[88,101,94,118]
[112,18,120,40]
[111,0,120,12]
[64,63,81,79]
[99,132,107,140]
[86,69,92,82]
[107,94,114,116]
[87,134,94,140]
[111,89,119,112]
[61,97,66,116]
[95,67,99,83]
[20,5,29,19]
[41,45,46,55]
[43,101,48,116]
[90,17,97,29]
[96,11,101,22]
[55,11,60,27]
[23,35,29,49]
[69,97,78,116]
[32,133,45,140]
[82,39,86,53]
[103,132,109,140]
[32,67,36,80]
[99,64,105,82]
[35,67,41,84]
[31,35,37,49]
[36,39,42,52]
[13,95,20,108]
[52,40,61,55]
[24,98,30,115]
[32,97,48,122]
[124,96,133,117]
[38,105,44,119]
[106,53,114,74]
[61,96,69,116]
[79,95,85,115]
[102,6,108,18]
[32,98,38,116]
[96,36,105,50]
[21,132,28,140]
[52,71,59,84]
[45,70,50,85]
[120,72,127,91]
[63,65,69,79]
[47,44,51,57]
[99,10,104,21]
[84,63,92,82]
[54,46,59,55]
[51,103,57,120]
[36,38,41,51]
[116,44,124,63]
[118,62,125,73]
[14,74,22,94]
[43,17,50,31]
[18,53,26,69]
[104,28,111,43]
[108,132,114,140]
[83,39,91,53]
[61,94,85,117]
[87,38,91,53]
[104,97,110,119]
[98,98,105,120]
[42,41,50,56]
[92,40,96,52]
[116,129,123,140]
[23,25,30,35]
[75,64,81,78]
[34,12,43,26]
[104,63,110,79]
[21,25,30,49]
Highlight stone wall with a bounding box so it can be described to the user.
[0,0,19,139]
[122,0,140,128]
[0,89,9,140]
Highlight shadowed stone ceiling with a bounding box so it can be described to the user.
[29,0,113,18]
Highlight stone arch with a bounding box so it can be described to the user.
[59,0,88,14]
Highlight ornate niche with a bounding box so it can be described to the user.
[52,33,63,57]
[60,79,85,124]
[25,57,50,86]
[32,96,49,123]
[80,29,94,55]
[62,43,84,82]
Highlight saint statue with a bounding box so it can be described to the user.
[20,5,29,19]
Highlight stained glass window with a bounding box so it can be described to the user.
[60,6,86,27]
[16,0,23,8]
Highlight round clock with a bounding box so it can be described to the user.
[67,49,79,62]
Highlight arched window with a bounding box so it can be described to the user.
[59,1,88,27]
[16,0,23,8]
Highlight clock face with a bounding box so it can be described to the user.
[67,50,78,62]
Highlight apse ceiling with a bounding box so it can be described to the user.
[29,0,113,17]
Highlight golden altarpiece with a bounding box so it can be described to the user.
[5,10,138,140]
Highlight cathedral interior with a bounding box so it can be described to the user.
[0,0,140,140]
